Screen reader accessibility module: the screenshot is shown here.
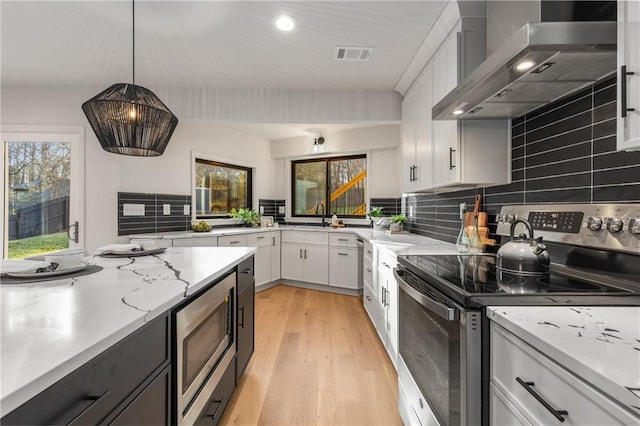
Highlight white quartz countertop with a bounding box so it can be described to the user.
[130,226,459,256]
[0,247,255,416]
[487,306,640,416]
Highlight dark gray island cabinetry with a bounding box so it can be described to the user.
[1,314,171,425]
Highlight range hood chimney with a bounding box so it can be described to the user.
[433,1,617,120]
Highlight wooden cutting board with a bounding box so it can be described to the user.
[465,194,487,227]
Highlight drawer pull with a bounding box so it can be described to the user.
[338,238,348,241]
[229,240,240,244]
[365,296,371,301]
[366,268,372,272]
[204,398,224,420]
[68,390,112,425]
[242,268,254,275]
[516,377,568,422]
[257,236,265,239]
[338,252,348,256]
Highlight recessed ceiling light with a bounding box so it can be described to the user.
[515,60,536,71]
[273,15,298,32]
[453,109,464,116]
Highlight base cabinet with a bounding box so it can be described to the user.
[193,356,236,426]
[236,257,255,382]
[110,365,171,426]
[281,231,329,285]
[375,248,399,367]
[1,314,171,425]
[490,322,639,425]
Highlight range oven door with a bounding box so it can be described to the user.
[395,268,481,426]
[176,271,236,425]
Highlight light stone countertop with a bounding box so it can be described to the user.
[487,306,640,416]
[0,247,255,416]
[129,226,460,256]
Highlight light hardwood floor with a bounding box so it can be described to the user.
[220,285,402,426]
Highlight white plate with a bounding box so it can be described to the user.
[0,259,51,274]
[5,263,88,278]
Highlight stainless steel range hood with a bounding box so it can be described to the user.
[432,21,617,120]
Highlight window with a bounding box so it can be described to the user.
[292,155,366,218]
[195,159,252,218]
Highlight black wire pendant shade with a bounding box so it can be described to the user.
[82,84,178,156]
[82,0,178,157]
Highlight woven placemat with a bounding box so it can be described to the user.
[0,265,103,285]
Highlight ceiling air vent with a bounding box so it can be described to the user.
[334,46,374,61]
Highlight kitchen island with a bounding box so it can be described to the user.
[0,246,255,418]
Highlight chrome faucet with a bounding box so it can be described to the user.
[315,202,327,227]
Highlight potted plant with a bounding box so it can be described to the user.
[230,208,261,227]
[389,214,406,232]
[369,206,391,231]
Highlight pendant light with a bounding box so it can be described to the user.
[82,0,178,157]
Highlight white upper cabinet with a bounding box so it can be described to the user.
[401,70,433,193]
[617,0,640,151]
[401,13,509,192]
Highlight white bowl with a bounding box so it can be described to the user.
[44,248,86,270]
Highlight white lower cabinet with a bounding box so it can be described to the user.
[490,322,638,425]
[217,234,248,247]
[280,231,328,285]
[376,248,398,367]
[328,233,360,290]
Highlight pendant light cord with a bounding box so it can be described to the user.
[132,0,135,85]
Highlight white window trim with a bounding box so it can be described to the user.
[1,126,85,258]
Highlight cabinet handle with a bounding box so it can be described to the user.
[257,236,265,239]
[243,268,254,275]
[382,262,391,269]
[229,240,240,244]
[366,295,371,301]
[304,249,307,259]
[204,398,224,420]
[621,65,636,118]
[449,147,456,170]
[338,252,348,256]
[272,237,275,246]
[238,306,245,328]
[381,286,386,306]
[516,377,568,422]
[366,268,372,272]
[338,238,348,241]
[68,390,112,425]
[299,249,303,259]
[367,250,372,255]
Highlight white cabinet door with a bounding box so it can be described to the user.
[617,0,640,150]
[363,283,383,336]
[303,245,328,285]
[385,271,399,366]
[270,232,281,281]
[281,243,304,281]
[218,234,248,247]
[254,245,272,286]
[328,246,359,289]
[172,236,217,247]
[415,68,433,190]
[401,87,418,192]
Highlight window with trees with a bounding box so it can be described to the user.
[195,159,252,218]
[292,155,366,218]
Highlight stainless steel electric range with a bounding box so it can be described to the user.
[395,204,640,426]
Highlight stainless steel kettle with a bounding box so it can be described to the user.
[496,218,550,275]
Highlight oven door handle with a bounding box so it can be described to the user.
[394,268,459,321]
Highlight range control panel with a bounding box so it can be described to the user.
[496,204,640,255]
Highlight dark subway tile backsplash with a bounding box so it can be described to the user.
[258,199,286,223]
[403,75,640,244]
[118,192,191,236]
[370,198,401,216]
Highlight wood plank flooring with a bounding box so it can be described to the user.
[220,285,402,426]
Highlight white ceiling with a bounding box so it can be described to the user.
[1,0,448,139]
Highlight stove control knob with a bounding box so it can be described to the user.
[496,214,504,223]
[608,217,623,233]
[630,218,640,235]
[505,214,516,223]
[588,216,603,231]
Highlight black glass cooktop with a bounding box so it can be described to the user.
[398,254,634,300]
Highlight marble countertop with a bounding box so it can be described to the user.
[129,226,459,256]
[487,306,640,416]
[0,247,255,416]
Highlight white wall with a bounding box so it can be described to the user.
[1,87,276,251]
[271,124,401,217]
